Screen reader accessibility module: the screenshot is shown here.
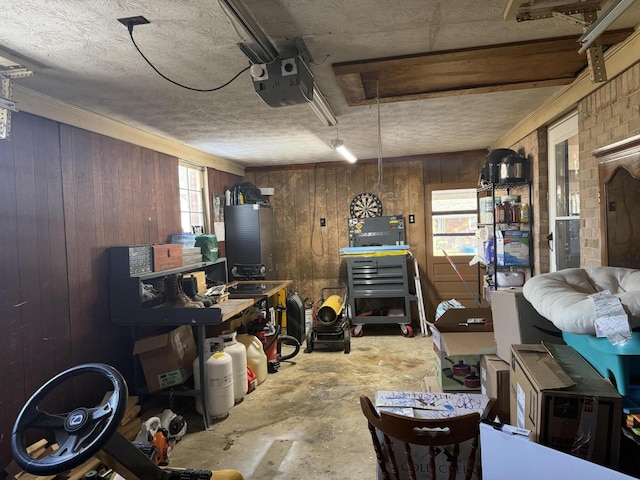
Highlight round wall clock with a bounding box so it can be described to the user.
[350,193,383,218]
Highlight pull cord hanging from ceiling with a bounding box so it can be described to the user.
[120,18,250,92]
[376,82,383,195]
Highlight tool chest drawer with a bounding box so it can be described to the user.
[347,256,410,297]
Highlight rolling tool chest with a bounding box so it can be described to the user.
[346,253,414,336]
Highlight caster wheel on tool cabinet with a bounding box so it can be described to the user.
[304,330,314,353]
[343,325,351,354]
[351,325,364,338]
[401,324,414,338]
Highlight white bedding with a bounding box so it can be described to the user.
[522,267,640,334]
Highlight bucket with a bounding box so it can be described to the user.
[305,308,313,332]
[237,333,268,384]
[218,331,248,403]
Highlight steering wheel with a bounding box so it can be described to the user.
[11,363,128,476]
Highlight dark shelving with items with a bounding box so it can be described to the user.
[477,149,534,299]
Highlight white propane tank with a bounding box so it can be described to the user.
[219,331,248,403]
[237,333,268,385]
[193,340,235,419]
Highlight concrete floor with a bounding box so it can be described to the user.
[167,325,435,479]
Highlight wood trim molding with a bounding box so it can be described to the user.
[595,135,640,265]
[490,27,640,149]
[596,134,640,183]
[12,85,245,177]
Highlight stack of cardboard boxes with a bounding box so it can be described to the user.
[427,291,623,470]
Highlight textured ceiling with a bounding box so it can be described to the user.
[1,0,639,167]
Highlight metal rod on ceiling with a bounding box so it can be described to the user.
[578,0,637,53]
[220,0,339,128]
[220,0,279,62]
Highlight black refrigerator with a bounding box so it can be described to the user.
[224,204,278,280]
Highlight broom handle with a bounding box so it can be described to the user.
[442,250,482,307]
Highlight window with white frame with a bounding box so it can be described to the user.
[178,162,206,234]
[431,188,478,256]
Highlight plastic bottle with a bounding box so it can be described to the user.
[495,202,505,223]
[225,189,231,206]
[520,203,530,223]
[193,340,235,419]
[511,202,521,223]
[218,331,248,403]
[237,332,268,385]
[503,201,512,224]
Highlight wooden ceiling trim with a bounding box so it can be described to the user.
[344,78,574,107]
[333,30,633,107]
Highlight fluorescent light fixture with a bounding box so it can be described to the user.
[309,86,338,127]
[332,139,357,163]
[578,0,637,53]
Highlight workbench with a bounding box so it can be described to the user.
[108,247,292,428]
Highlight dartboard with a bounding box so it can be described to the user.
[350,193,383,218]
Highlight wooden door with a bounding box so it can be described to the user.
[424,182,484,319]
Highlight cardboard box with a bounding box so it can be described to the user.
[421,375,443,393]
[480,354,510,423]
[496,230,529,266]
[375,391,489,480]
[430,307,496,391]
[133,325,197,392]
[510,344,622,468]
[490,288,563,361]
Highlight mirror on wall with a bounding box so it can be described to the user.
[605,167,640,269]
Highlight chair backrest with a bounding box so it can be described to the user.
[360,396,496,480]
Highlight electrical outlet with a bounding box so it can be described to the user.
[320,218,326,227]
[409,214,415,224]
[117,16,150,31]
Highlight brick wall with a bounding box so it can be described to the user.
[510,128,550,274]
[578,61,640,266]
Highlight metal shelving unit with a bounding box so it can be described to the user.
[477,181,533,299]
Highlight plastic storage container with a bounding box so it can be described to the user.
[237,333,268,385]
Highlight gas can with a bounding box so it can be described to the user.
[237,333,268,384]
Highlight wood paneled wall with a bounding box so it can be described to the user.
[245,150,486,319]
[0,112,241,468]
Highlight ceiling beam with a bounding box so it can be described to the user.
[490,25,640,150]
[333,30,632,107]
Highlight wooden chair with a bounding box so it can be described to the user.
[360,396,497,480]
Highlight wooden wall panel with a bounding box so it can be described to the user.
[0,115,27,435]
[14,114,45,397]
[245,152,485,318]
[0,114,71,467]
[0,112,246,468]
